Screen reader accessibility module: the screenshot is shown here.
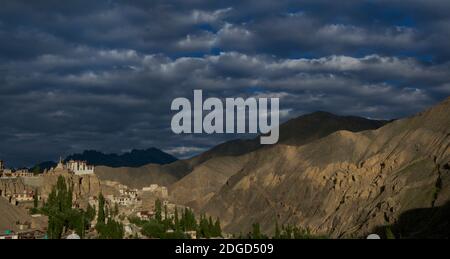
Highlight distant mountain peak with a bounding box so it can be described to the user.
[66,148,177,168]
[31,147,177,173]
[190,111,389,167]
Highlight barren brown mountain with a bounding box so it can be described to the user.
[169,112,387,208]
[199,97,450,238]
[95,97,449,238]
[95,160,191,189]
[97,112,386,190]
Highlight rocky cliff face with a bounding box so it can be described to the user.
[1,171,102,209]
[0,178,32,197]
[39,172,102,206]
[190,97,450,238]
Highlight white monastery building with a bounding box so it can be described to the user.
[66,160,95,175]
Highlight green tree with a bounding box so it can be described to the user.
[141,220,165,238]
[41,176,86,239]
[213,218,222,237]
[385,227,396,239]
[154,199,162,223]
[97,193,106,224]
[114,203,119,217]
[95,193,124,239]
[185,208,197,231]
[174,207,179,231]
[66,184,73,209]
[208,216,214,234]
[251,223,262,239]
[164,204,168,221]
[274,221,280,239]
[198,214,210,238]
[86,204,96,224]
[97,219,124,239]
[33,189,39,209]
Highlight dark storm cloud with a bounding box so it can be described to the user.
[0,0,449,167]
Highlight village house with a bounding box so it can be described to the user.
[136,210,153,221]
[12,169,34,178]
[1,169,34,178]
[0,161,33,178]
[0,231,19,240]
[106,194,139,207]
[12,190,35,202]
[119,188,138,199]
[1,168,12,178]
[18,229,47,240]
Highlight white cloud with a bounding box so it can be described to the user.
[191,7,233,23]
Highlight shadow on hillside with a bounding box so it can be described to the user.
[371,201,450,239]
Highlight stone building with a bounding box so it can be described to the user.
[119,188,138,199]
[12,169,34,178]
[1,169,12,178]
[12,190,36,203]
[0,168,33,178]
[46,158,95,175]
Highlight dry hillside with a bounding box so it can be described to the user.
[170,112,388,211]
[200,97,450,238]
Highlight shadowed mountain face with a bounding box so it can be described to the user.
[199,97,450,237]
[373,201,450,239]
[190,112,388,166]
[170,112,388,210]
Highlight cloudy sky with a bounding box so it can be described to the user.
[1,0,449,167]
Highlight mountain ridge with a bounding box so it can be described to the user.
[30,147,178,173]
[169,111,389,209]
[199,97,450,238]
[97,111,388,190]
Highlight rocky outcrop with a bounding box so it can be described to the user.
[39,172,101,207]
[0,178,32,197]
[1,171,102,209]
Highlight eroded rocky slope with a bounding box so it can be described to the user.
[169,113,387,209]
[200,97,450,238]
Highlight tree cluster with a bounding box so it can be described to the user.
[41,176,96,239]
[95,193,124,239]
[133,199,222,239]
